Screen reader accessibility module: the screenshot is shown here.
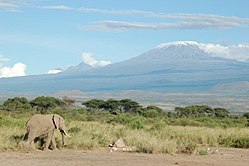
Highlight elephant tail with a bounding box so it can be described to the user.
[22,132,29,141]
[22,125,30,141]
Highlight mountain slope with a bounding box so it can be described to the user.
[0,41,249,93]
[62,62,93,74]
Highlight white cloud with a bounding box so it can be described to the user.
[0,55,10,62]
[0,63,26,78]
[47,69,62,74]
[0,0,41,12]
[82,18,249,31]
[6,3,247,29]
[0,0,31,12]
[36,5,72,10]
[0,0,19,12]
[198,43,249,62]
[37,5,249,30]
[156,41,249,62]
[81,52,111,67]
[73,8,249,31]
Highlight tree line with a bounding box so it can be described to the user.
[1,96,249,121]
[82,99,164,117]
[81,99,234,119]
[175,105,230,118]
[0,96,68,112]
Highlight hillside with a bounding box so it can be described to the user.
[0,41,248,94]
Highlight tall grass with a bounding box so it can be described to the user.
[0,112,249,154]
[63,121,249,154]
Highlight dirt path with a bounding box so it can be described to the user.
[0,148,248,166]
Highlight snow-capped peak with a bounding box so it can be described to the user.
[156,41,199,49]
[154,41,249,62]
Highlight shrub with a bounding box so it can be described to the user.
[219,136,249,148]
[3,97,31,111]
[143,109,160,118]
[30,96,67,110]
[128,117,144,129]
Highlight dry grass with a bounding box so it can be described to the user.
[63,121,249,154]
[1,115,249,154]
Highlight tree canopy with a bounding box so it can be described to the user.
[82,99,142,113]
[3,97,31,111]
[30,96,67,110]
[175,105,230,118]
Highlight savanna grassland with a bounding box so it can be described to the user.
[0,96,249,155]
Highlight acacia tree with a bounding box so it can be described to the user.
[214,108,229,118]
[119,99,141,113]
[143,105,164,118]
[82,99,142,114]
[174,105,229,118]
[30,96,67,110]
[82,99,105,111]
[243,113,249,126]
[99,99,120,111]
[3,97,31,111]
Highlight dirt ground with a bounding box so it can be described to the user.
[0,148,248,166]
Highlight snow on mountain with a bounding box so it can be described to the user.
[156,41,249,62]
[0,41,249,94]
[86,41,233,76]
[156,41,199,49]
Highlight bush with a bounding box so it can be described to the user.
[143,109,160,118]
[30,96,67,110]
[243,112,249,119]
[128,117,144,129]
[219,136,249,148]
[175,105,230,118]
[3,97,31,111]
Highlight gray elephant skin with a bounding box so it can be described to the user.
[25,114,70,150]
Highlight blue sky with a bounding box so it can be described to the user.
[0,0,249,76]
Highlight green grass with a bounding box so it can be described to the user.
[0,109,249,154]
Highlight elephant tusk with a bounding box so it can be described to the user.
[63,131,71,137]
[60,130,71,137]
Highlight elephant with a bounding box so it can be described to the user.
[24,114,70,151]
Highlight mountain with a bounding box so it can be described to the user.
[0,41,249,94]
[212,81,249,94]
[63,62,93,74]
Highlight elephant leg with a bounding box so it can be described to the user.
[44,130,53,151]
[51,134,58,150]
[27,132,36,150]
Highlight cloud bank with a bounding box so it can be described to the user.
[48,53,111,74]
[157,41,249,62]
[0,0,19,12]
[4,3,249,30]
[199,43,249,62]
[37,5,249,31]
[82,52,111,67]
[47,69,62,74]
[0,0,34,12]
[37,5,72,10]
[0,63,26,78]
[80,11,249,31]
[82,17,249,31]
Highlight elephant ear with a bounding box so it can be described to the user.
[52,114,60,129]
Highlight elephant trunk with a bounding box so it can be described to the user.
[60,130,71,146]
[61,131,65,146]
